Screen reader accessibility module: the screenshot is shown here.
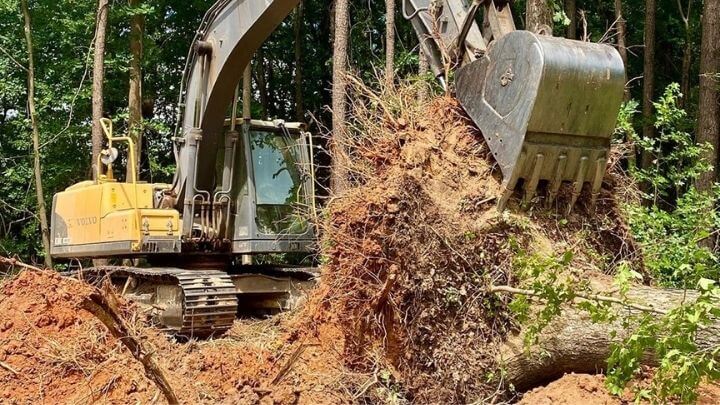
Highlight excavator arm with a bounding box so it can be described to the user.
[171,0,301,236]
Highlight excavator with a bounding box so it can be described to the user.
[50,0,625,336]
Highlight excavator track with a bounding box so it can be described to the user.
[77,266,238,337]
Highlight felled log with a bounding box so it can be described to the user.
[495,284,720,391]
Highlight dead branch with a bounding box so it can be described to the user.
[0,256,44,272]
[271,343,310,385]
[0,360,18,375]
[81,283,179,404]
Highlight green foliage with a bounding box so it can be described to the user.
[606,279,720,402]
[623,84,720,287]
[627,188,720,286]
[510,250,581,346]
[633,84,712,201]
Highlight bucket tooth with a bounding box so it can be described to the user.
[523,153,544,206]
[498,151,526,211]
[568,156,589,212]
[590,157,607,208]
[547,154,568,207]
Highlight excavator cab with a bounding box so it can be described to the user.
[220,119,316,254]
[403,0,626,210]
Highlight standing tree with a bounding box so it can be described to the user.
[677,0,694,108]
[127,0,144,181]
[526,0,553,35]
[614,0,629,100]
[20,0,52,268]
[332,0,350,192]
[385,0,396,88]
[243,64,252,121]
[256,48,269,120]
[565,0,576,39]
[91,0,109,179]
[640,0,657,171]
[696,0,720,191]
[294,2,304,121]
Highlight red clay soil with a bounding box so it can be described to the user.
[0,270,349,404]
[519,373,720,405]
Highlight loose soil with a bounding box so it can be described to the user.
[520,373,720,405]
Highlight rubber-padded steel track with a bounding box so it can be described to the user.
[77,267,238,337]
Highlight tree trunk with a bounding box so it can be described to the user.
[256,49,269,121]
[294,2,304,122]
[498,284,720,391]
[526,0,554,35]
[385,0,396,88]
[20,0,52,269]
[126,0,144,181]
[614,0,629,100]
[695,0,720,192]
[331,0,350,193]
[640,0,656,173]
[243,63,252,121]
[91,0,109,180]
[565,0,576,39]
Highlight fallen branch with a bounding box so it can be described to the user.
[82,283,179,404]
[489,284,668,315]
[0,256,43,272]
[271,343,309,385]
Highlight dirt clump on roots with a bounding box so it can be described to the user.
[297,86,640,403]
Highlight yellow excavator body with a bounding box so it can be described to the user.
[51,180,181,258]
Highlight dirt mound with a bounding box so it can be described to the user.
[520,373,720,404]
[0,270,348,403]
[0,270,151,402]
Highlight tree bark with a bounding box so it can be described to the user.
[614,0,629,100]
[20,0,52,269]
[385,0,396,88]
[331,0,350,193]
[91,0,109,180]
[696,0,720,192]
[294,2,304,122]
[498,284,720,391]
[126,0,144,181]
[256,49,269,121]
[640,0,656,173]
[565,0,576,39]
[526,0,553,35]
[243,63,252,121]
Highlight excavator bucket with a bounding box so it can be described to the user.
[456,31,625,210]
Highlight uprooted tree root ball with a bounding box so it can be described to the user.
[299,89,641,403]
